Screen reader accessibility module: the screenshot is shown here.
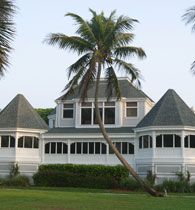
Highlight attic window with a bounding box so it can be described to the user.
[63,103,73,118]
[126,102,137,117]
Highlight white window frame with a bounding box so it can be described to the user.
[125,101,138,118]
[80,101,115,125]
[63,103,74,119]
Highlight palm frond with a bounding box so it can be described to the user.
[67,53,92,78]
[191,60,195,74]
[114,58,141,87]
[115,33,135,46]
[63,67,86,98]
[105,66,121,100]
[66,12,96,43]
[183,6,195,31]
[44,33,93,54]
[114,46,146,59]
[0,0,16,75]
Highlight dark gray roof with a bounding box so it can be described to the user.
[57,78,153,102]
[136,89,195,128]
[47,127,134,134]
[0,94,48,130]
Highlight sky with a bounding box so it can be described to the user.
[1,0,195,109]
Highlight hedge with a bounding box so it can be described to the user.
[33,164,129,189]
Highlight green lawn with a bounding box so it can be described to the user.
[0,187,195,210]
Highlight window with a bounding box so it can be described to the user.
[126,102,137,117]
[24,136,33,148]
[81,102,115,125]
[156,134,181,148]
[70,142,107,154]
[139,135,152,149]
[156,135,162,147]
[164,135,173,147]
[109,142,134,154]
[18,136,39,149]
[104,108,115,124]
[63,103,73,118]
[1,136,15,148]
[185,135,195,148]
[81,108,92,124]
[45,142,68,154]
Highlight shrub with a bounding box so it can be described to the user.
[33,164,129,189]
[9,163,20,178]
[155,180,191,193]
[1,175,30,187]
[119,177,142,191]
[145,170,156,187]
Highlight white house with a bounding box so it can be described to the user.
[1,77,195,181]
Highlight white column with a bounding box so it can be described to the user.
[14,132,19,162]
[41,136,45,164]
[151,131,156,174]
[67,139,71,163]
[181,130,185,173]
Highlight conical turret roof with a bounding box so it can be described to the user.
[137,89,195,128]
[0,94,48,130]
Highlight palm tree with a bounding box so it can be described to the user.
[45,9,164,197]
[183,6,195,72]
[0,0,16,76]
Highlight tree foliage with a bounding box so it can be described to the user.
[0,0,16,76]
[35,108,54,125]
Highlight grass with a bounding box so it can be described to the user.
[0,187,195,210]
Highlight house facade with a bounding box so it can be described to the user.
[1,77,195,181]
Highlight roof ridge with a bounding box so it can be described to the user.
[171,90,184,125]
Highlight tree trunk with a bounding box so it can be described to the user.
[94,63,164,197]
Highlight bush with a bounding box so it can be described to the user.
[119,177,142,191]
[155,180,191,193]
[33,164,129,189]
[145,170,156,187]
[1,175,30,187]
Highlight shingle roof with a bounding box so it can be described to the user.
[46,127,134,134]
[136,89,195,128]
[0,94,48,130]
[57,78,153,102]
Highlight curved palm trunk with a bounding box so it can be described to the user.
[94,63,164,197]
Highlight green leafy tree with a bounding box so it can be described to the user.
[45,9,163,196]
[35,108,54,125]
[0,0,16,76]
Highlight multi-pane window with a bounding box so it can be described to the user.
[126,102,138,117]
[184,135,195,148]
[1,136,15,148]
[18,136,39,149]
[156,134,181,148]
[70,142,107,154]
[63,103,73,118]
[109,142,134,154]
[139,135,152,149]
[45,142,68,154]
[81,102,115,125]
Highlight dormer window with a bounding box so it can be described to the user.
[81,102,115,125]
[126,102,137,117]
[63,103,73,118]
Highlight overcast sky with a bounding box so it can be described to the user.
[1,0,195,109]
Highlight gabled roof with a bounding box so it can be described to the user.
[57,78,153,102]
[136,89,195,128]
[0,94,48,130]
